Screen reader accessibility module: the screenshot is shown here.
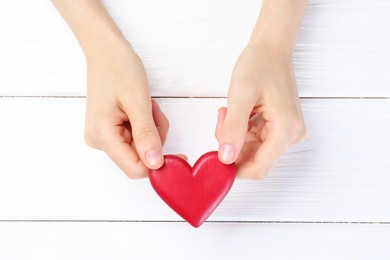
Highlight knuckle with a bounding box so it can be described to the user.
[124,166,147,180]
[125,172,145,180]
[290,121,307,145]
[84,122,102,149]
[84,135,98,149]
[280,113,307,145]
[223,115,248,136]
[134,125,157,142]
[84,119,111,148]
[229,113,248,126]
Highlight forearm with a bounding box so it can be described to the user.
[51,0,129,60]
[248,0,308,55]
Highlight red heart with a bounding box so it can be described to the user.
[149,151,236,228]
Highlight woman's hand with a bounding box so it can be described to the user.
[51,0,169,178]
[84,44,169,179]
[216,43,306,179]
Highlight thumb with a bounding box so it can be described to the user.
[123,99,164,170]
[217,90,255,164]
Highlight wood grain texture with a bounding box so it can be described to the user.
[0,222,389,260]
[0,98,389,222]
[2,0,390,257]
[1,0,390,97]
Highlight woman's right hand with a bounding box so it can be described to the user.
[84,43,169,179]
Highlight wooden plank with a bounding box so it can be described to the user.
[0,222,389,260]
[0,98,390,221]
[1,1,390,97]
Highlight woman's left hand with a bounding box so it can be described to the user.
[215,43,306,179]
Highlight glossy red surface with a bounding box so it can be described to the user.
[149,151,236,228]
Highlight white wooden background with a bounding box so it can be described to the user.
[1,0,390,259]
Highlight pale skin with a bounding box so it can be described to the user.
[52,0,307,179]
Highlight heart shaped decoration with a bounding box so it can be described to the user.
[149,151,236,228]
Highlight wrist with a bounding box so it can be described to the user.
[248,0,307,58]
[246,37,294,60]
[84,36,136,66]
[83,33,133,62]
[248,23,298,57]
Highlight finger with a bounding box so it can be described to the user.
[249,111,257,119]
[101,135,148,179]
[151,99,169,146]
[237,135,287,179]
[215,106,227,140]
[247,114,266,141]
[120,93,164,169]
[175,153,188,161]
[218,86,257,164]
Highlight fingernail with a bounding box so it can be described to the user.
[219,143,235,163]
[145,149,163,168]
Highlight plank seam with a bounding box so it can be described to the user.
[0,96,390,99]
[0,220,389,225]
